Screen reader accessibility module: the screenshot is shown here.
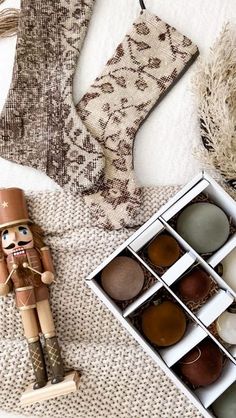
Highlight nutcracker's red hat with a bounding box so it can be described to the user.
[0,188,32,230]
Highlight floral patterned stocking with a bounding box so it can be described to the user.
[77,9,199,229]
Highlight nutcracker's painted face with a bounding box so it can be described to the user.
[1,224,34,256]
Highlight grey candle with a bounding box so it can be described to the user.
[177,203,229,253]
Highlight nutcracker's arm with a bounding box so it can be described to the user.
[23,247,55,286]
[0,253,12,296]
[40,247,55,274]
[38,246,55,285]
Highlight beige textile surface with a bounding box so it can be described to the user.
[0,187,203,418]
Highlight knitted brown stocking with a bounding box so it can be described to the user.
[77,10,199,229]
[0,0,104,193]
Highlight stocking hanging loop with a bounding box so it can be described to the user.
[139,0,146,10]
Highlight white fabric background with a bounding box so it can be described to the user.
[0,0,235,417]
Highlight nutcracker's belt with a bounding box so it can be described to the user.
[15,285,49,310]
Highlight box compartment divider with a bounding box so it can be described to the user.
[161,252,196,286]
[129,219,164,252]
[127,246,236,365]
[208,233,236,271]
[197,290,234,327]
[160,218,236,297]
[159,325,207,367]
[122,280,163,318]
[86,279,214,418]
[161,179,210,222]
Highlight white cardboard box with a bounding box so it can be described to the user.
[85,172,236,418]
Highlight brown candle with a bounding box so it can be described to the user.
[147,235,180,267]
[177,269,212,302]
[141,301,186,346]
[178,340,223,387]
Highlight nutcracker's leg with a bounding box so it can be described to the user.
[36,299,65,384]
[20,309,48,389]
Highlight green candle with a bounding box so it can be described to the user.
[212,383,236,418]
[177,203,229,253]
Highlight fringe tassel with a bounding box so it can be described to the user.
[193,24,236,193]
[0,8,20,38]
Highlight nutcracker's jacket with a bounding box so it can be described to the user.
[0,246,54,309]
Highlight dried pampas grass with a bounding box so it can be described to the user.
[194,24,236,194]
[0,7,19,38]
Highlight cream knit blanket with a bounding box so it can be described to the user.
[0,187,203,418]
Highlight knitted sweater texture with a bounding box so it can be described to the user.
[0,2,203,417]
[0,188,203,418]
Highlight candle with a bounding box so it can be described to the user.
[101,256,145,301]
[141,301,186,346]
[212,382,236,418]
[178,340,223,387]
[147,234,180,267]
[216,304,236,345]
[177,203,229,253]
[221,247,236,292]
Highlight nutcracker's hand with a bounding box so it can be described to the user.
[41,271,55,285]
[0,283,10,296]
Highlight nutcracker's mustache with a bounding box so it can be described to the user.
[3,240,32,250]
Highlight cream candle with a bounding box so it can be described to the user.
[216,304,236,345]
[221,247,236,292]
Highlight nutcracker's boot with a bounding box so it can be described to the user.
[44,335,65,384]
[28,339,48,389]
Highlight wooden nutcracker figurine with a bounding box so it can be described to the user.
[0,187,65,391]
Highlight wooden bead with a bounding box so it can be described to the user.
[41,271,54,285]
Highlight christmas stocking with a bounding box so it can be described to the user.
[0,0,105,193]
[77,9,199,229]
